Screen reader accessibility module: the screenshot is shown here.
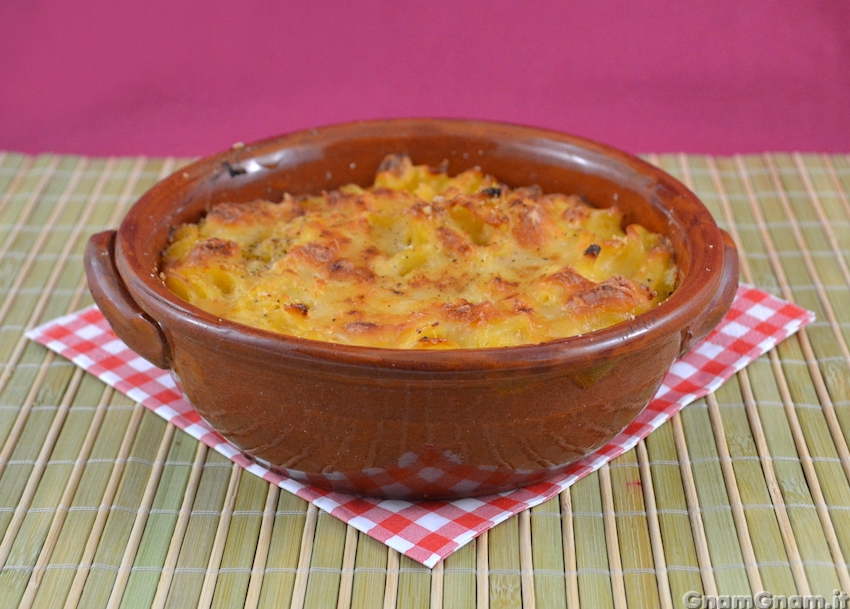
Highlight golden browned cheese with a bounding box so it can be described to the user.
[160,155,677,348]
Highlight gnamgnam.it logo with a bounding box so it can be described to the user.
[682,590,849,609]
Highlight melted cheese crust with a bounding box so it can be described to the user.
[160,155,677,348]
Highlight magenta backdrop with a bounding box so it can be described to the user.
[1,1,848,156]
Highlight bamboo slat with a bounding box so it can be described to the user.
[635,440,674,609]
[571,472,615,609]
[350,532,389,609]
[243,482,280,609]
[255,491,308,608]
[607,451,662,608]
[487,511,522,608]
[442,535,475,609]
[1,151,849,608]
[558,490,580,609]
[529,497,566,609]
[336,525,359,609]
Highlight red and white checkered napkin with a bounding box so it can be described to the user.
[27,284,813,567]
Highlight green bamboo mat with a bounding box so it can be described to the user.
[0,151,849,608]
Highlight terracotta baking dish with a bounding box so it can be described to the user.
[84,119,738,499]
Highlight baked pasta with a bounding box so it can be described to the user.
[160,155,678,348]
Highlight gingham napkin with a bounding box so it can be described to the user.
[26,284,813,567]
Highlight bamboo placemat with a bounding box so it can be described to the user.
[0,151,848,608]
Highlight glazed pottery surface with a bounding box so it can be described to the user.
[85,119,738,499]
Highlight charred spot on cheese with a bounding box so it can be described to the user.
[292,242,335,265]
[285,303,309,316]
[441,299,502,325]
[584,243,602,258]
[545,267,594,291]
[184,238,242,265]
[509,200,551,249]
[161,154,677,348]
[512,298,534,314]
[437,226,472,254]
[487,275,519,297]
[344,321,380,333]
[567,276,653,315]
[329,258,376,282]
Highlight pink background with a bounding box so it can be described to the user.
[1,1,848,157]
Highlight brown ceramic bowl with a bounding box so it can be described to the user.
[84,119,738,499]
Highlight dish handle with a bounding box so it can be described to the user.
[84,231,172,369]
[678,229,740,357]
